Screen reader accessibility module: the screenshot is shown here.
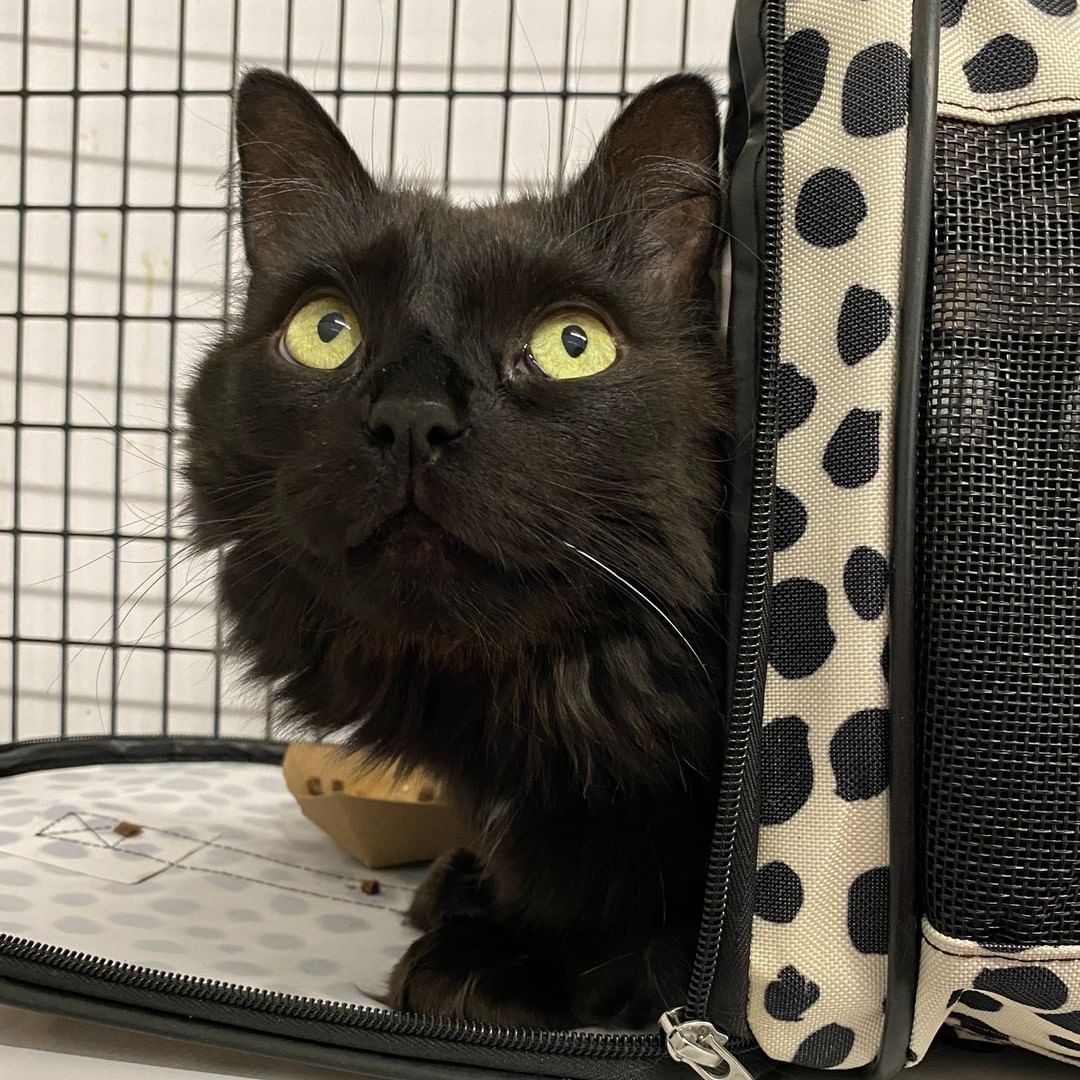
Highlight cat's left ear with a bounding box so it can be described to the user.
[235,68,376,275]
[571,73,721,296]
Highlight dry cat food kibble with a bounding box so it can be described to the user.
[359,879,380,895]
[113,821,143,838]
[417,785,436,803]
[306,777,323,796]
[331,779,345,792]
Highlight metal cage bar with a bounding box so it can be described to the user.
[1,0,732,744]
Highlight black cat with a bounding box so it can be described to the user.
[184,67,730,1027]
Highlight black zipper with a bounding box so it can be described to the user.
[0,935,661,1060]
[684,0,785,1034]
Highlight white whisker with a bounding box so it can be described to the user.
[560,540,710,683]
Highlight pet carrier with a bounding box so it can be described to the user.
[1,0,1078,1077]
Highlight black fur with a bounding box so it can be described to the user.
[183,68,730,1027]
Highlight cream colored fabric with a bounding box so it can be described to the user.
[749,0,1080,1069]
[939,0,1080,123]
[747,0,914,1068]
[911,921,1080,1068]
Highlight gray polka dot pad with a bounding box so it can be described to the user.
[0,761,426,1007]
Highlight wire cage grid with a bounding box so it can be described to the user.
[0,0,734,746]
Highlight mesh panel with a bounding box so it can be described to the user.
[918,114,1080,947]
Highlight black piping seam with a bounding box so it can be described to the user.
[0,736,286,779]
[923,933,1080,965]
[938,94,1080,115]
[873,1,940,1077]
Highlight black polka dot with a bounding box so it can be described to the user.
[963,35,1038,94]
[824,408,880,488]
[761,716,814,825]
[765,965,820,1021]
[783,30,830,131]
[1026,0,1076,14]
[1051,1035,1080,1054]
[793,1024,856,1069]
[947,989,965,1008]
[1040,1011,1080,1034]
[755,861,804,923]
[848,866,889,954]
[795,168,867,248]
[973,966,1069,1010]
[842,43,910,138]
[774,487,807,552]
[844,546,889,620]
[778,362,817,437]
[953,1014,1009,1041]
[769,578,835,679]
[830,708,889,802]
[837,285,893,365]
[941,0,968,26]
[960,991,1003,1013]
[880,635,890,684]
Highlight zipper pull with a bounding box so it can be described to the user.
[660,1009,754,1080]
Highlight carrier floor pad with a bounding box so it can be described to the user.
[0,761,426,1009]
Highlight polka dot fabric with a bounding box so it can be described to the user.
[939,0,1080,122]
[747,0,914,1066]
[754,2,1080,1068]
[910,922,1080,1068]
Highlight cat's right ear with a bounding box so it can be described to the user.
[235,68,375,275]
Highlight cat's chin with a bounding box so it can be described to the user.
[341,510,504,614]
[335,511,557,650]
[347,509,472,571]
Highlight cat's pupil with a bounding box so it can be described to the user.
[317,312,348,343]
[561,324,588,358]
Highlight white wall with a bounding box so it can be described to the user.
[0,0,734,743]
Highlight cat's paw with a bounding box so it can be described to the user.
[406,848,493,932]
[388,918,571,1028]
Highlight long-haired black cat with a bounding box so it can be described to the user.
[184,67,730,1028]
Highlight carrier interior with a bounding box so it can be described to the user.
[0,759,425,1009]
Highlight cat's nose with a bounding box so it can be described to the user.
[367,396,465,464]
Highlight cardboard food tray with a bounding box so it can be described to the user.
[282,742,470,869]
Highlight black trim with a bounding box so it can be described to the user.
[875,2,938,1077]
[0,975,680,1080]
[0,735,286,778]
[687,0,782,1039]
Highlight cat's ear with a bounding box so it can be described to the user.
[235,68,375,274]
[572,73,721,296]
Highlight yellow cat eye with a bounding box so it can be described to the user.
[524,310,618,380]
[281,296,362,370]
